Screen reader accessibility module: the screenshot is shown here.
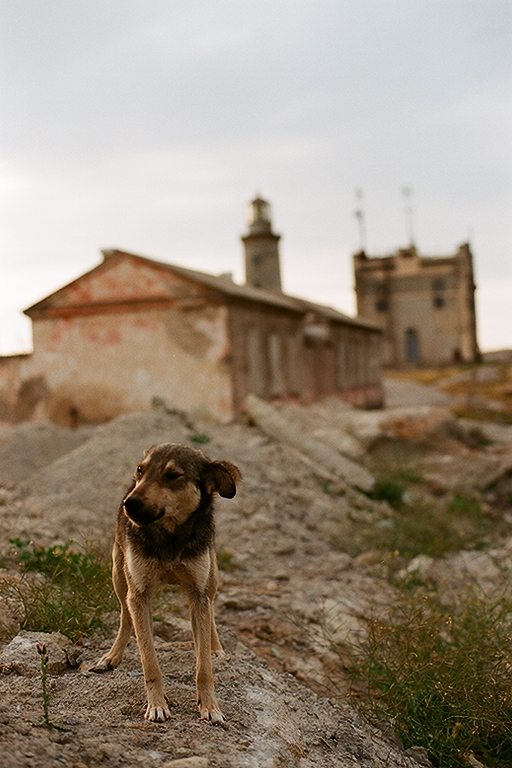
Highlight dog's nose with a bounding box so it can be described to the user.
[124,495,144,516]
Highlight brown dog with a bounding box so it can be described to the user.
[92,442,241,723]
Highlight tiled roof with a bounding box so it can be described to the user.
[26,248,381,332]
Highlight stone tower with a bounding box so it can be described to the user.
[353,242,479,367]
[242,196,282,290]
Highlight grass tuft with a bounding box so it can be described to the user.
[217,547,239,572]
[345,588,512,768]
[189,433,211,444]
[3,539,116,642]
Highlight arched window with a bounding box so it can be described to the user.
[405,328,420,363]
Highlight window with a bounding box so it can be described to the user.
[405,328,420,363]
[268,331,285,397]
[432,277,445,309]
[246,326,265,396]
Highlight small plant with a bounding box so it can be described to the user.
[217,547,237,572]
[378,497,488,561]
[345,588,512,768]
[334,487,490,563]
[190,433,211,444]
[4,539,116,641]
[370,479,405,509]
[35,643,68,730]
[36,642,51,726]
[447,494,482,516]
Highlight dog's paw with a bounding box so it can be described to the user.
[88,655,117,673]
[144,701,171,722]
[198,701,225,724]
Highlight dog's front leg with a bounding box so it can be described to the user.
[188,590,224,723]
[128,589,171,722]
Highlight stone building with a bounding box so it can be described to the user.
[0,199,383,426]
[353,243,479,368]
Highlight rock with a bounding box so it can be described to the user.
[0,630,74,675]
[427,550,503,604]
[383,378,454,407]
[243,394,375,493]
[403,746,433,767]
[481,454,512,491]
[398,554,434,582]
[420,453,508,493]
[311,428,365,461]
[458,418,512,445]
[0,421,94,484]
[331,405,455,448]
[163,759,208,768]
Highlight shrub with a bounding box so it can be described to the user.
[370,479,405,509]
[347,589,512,767]
[4,538,116,641]
[336,488,490,563]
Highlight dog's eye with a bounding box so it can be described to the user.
[135,465,144,478]
[164,471,183,482]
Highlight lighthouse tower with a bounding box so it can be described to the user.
[241,196,282,291]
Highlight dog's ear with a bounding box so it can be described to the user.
[204,461,241,498]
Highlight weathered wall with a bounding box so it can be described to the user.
[227,302,383,414]
[0,354,37,422]
[25,304,233,426]
[14,255,235,425]
[388,267,461,366]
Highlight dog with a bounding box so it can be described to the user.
[91,442,241,723]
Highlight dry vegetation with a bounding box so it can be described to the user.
[386,359,512,424]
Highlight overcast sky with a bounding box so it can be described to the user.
[1,0,511,354]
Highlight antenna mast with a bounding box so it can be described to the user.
[402,186,414,246]
[354,188,366,252]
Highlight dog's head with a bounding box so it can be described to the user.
[122,443,241,529]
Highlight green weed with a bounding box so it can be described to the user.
[332,489,490,563]
[378,497,488,561]
[370,479,405,509]
[189,433,211,444]
[346,588,512,768]
[217,547,238,572]
[4,539,116,641]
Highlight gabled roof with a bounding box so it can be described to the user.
[25,248,381,332]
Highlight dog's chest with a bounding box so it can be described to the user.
[125,544,182,590]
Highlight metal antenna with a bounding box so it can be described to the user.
[402,186,414,246]
[354,188,366,252]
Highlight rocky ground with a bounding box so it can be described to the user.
[0,368,511,767]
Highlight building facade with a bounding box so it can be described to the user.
[354,243,479,368]
[0,205,383,425]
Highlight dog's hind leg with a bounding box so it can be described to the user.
[207,550,224,658]
[91,542,133,671]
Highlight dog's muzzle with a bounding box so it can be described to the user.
[123,495,165,526]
